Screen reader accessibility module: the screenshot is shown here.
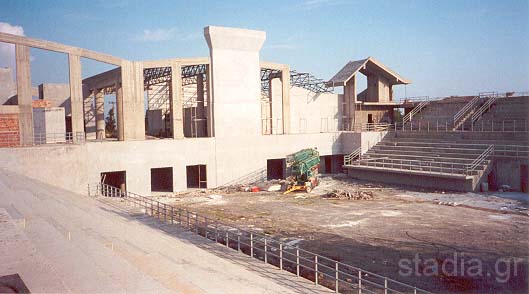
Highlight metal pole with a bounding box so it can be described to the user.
[164,203,167,222]
[296,246,300,277]
[335,262,339,293]
[187,211,190,229]
[264,238,268,263]
[205,217,208,238]
[171,206,174,224]
[315,255,318,285]
[237,234,241,252]
[358,270,362,294]
[215,223,218,242]
[384,278,388,294]
[226,231,229,248]
[157,202,160,219]
[250,233,253,257]
[195,213,198,234]
[279,243,283,270]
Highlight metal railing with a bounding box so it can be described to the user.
[471,92,499,123]
[403,100,429,123]
[392,119,529,133]
[88,183,432,294]
[351,157,472,176]
[466,145,494,174]
[0,131,85,147]
[343,147,362,165]
[453,95,480,129]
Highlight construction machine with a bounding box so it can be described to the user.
[283,148,320,194]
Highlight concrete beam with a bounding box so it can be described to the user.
[68,54,84,142]
[15,44,33,144]
[0,32,123,66]
[120,61,145,140]
[170,61,184,139]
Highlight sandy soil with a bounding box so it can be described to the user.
[161,175,529,294]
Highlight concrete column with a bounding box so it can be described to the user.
[264,78,273,135]
[83,86,96,140]
[344,75,356,130]
[205,64,214,137]
[281,67,290,134]
[204,26,266,137]
[120,61,145,140]
[196,74,207,137]
[15,44,33,144]
[170,61,183,139]
[95,88,105,139]
[115,82,124,141]
[68,54,84,142]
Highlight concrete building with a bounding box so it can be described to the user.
[0,26,527,194]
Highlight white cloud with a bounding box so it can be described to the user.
[0,22,25,69]
[132,27,201,43]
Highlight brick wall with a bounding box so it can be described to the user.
[0,113,20,147]
[32,99,51,108]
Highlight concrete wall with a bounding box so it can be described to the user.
[33,107,66,141]
[493,158,529,191]
[289,86,342,134]
[38,83,71,115]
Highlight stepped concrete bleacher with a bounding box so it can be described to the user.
[343,95,529,192]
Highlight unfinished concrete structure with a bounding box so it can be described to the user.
[0,26,527,195]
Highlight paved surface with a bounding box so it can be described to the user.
[0,169,332,293]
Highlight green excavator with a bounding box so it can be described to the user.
[283,148,320,194]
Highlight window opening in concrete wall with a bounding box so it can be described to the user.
[150,167,173,192]
[267,158,285,180]
[100,171,126,191]
[186,164,207,188]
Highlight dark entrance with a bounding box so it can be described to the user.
[267,158,285,180]
[186,164,207,188]
[100,170,126,191]
[151,167,173,192]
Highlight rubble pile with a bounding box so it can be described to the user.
[324,187,374,200]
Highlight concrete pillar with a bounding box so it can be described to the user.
[344,75,356,130]
[196,74,207,137]
[204,26,266,137]
[83,86,96,140]
[115,82,124,141]
[95,88,105,139]
[120,61,145,140]
[68,54,84,142]
[205,64,214,137]
[264,78,273,135]
[281,67,290,134]
[170,62,183,139]
[15,44,33,144]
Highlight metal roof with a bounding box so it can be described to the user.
[327,57,410,87]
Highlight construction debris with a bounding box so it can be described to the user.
[324,187,374,200]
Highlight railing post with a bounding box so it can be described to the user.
[384,278,388,294]
[205,217,208,238]
[264,238,268,263]
[170,206,174,224]
[335,262,339,293]
[178,208,182,225]
[358,270,362,294]
[250,233,253,257]
[157,202,160,219]
[226,231,229,248]
[187,210,190,229]
[163,203,167,223]
[237,234,241,252]
[279,243,283,270]
[315,255,318,285]
[215,223,218,242]
[296,246,300,277]
[195,213,199,234]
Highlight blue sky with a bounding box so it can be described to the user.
[0,0,528,98]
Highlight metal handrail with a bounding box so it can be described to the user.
[453,95,480,125]
[343,147,361,165]
[0,131,85,147]
[88,183,433,294]
[471,93,498,123]
[403,100,429,123]
[466,144,494,174]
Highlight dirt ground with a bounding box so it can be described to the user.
[158,175,529,294]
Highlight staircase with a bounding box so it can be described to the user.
[343,137,494,191]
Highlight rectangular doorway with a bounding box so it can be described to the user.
[267,159,285,180]
[186,165,207,188]
[100,171,126,196]
[151,167,173,192]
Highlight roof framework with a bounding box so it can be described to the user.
[144,64,207,88]
[260,68,333,97]
[328,57,410,87]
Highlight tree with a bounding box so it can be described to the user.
[105,106,117,138]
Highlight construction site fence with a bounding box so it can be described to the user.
[87,183,432,294]
[0,131,85,148]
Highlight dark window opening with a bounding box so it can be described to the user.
[151,167,173,192]
[267,158,285,180]
[101,170,126,191]
[186,164,207,188]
